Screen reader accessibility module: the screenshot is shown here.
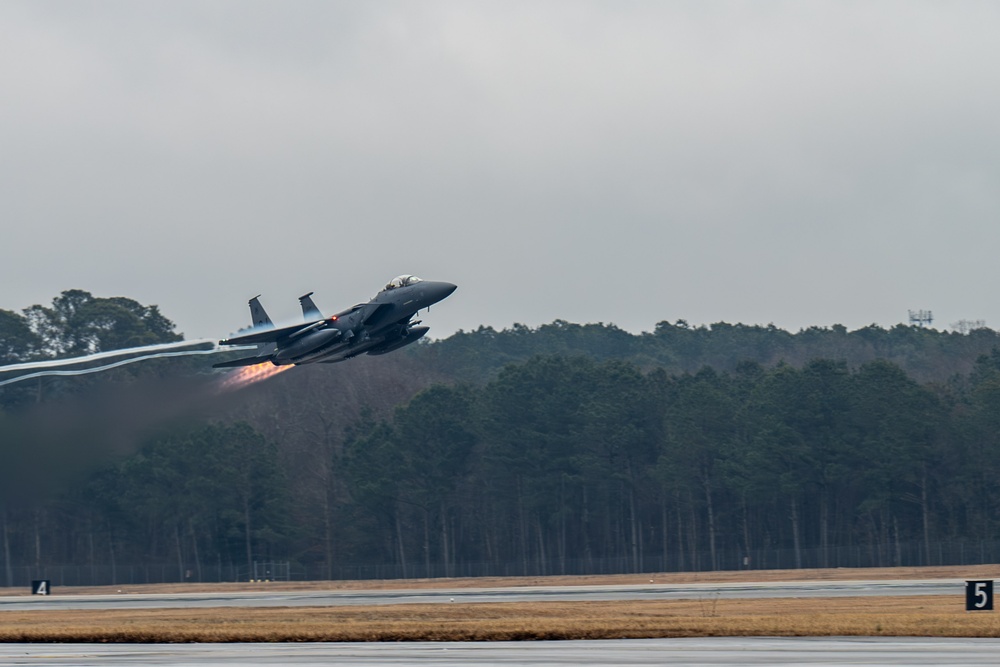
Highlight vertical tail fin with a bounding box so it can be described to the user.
[299,292,323,320]
[249,296,273,330]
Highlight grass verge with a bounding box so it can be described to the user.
[4,563,999,597]
[3,596,1000,642]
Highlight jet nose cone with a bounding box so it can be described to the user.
[425,281,457,303]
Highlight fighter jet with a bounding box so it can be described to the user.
[213,275,456,368]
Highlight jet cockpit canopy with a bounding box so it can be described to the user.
[384,275,423,291]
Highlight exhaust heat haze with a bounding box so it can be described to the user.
[215,362,294,393]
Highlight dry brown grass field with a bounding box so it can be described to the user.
[3,597,1000,642]
[2,565,999,641]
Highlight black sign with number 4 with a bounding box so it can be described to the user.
[966,580,993,611]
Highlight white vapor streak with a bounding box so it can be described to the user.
[0,340,257,388]
[0,349,215,387]
[0,339,217,372]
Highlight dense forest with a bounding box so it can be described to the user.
[2,290,1000,586]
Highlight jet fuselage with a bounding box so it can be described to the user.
[213,277,456,368]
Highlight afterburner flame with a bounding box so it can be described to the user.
[216,362,294,393]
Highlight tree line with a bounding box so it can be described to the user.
[430,319,1000,384]
[2,291,1000,583]
[5,353,1000,583]
[338,352,1000,576]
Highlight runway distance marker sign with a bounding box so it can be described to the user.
[966,580,993,611]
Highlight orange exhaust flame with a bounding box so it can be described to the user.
[216,362,295,393]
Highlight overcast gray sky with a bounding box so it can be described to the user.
[2,1,998,341]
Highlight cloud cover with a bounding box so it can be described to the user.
[2,1,998,339]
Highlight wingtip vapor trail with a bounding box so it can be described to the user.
[0,340,257,388]
[0,334,294,392]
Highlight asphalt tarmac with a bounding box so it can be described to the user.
[0,578,961,611]
[2,638,1000,666]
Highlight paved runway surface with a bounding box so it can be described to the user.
[2,638,1000,666]
[0,578,962,611]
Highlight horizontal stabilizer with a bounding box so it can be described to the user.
[212,356,270,369]
[220,320,322,346]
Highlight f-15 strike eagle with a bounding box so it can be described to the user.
[213,275,456,368]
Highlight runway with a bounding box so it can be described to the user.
[0,579,986,665]
[0,578,962,611]
[2,638,999,666]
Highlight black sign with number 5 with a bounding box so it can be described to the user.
[966,580,993,611]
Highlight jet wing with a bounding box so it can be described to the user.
[332,303,367,318]
[220,320,324,346]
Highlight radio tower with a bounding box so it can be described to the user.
[908,310,933,328]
